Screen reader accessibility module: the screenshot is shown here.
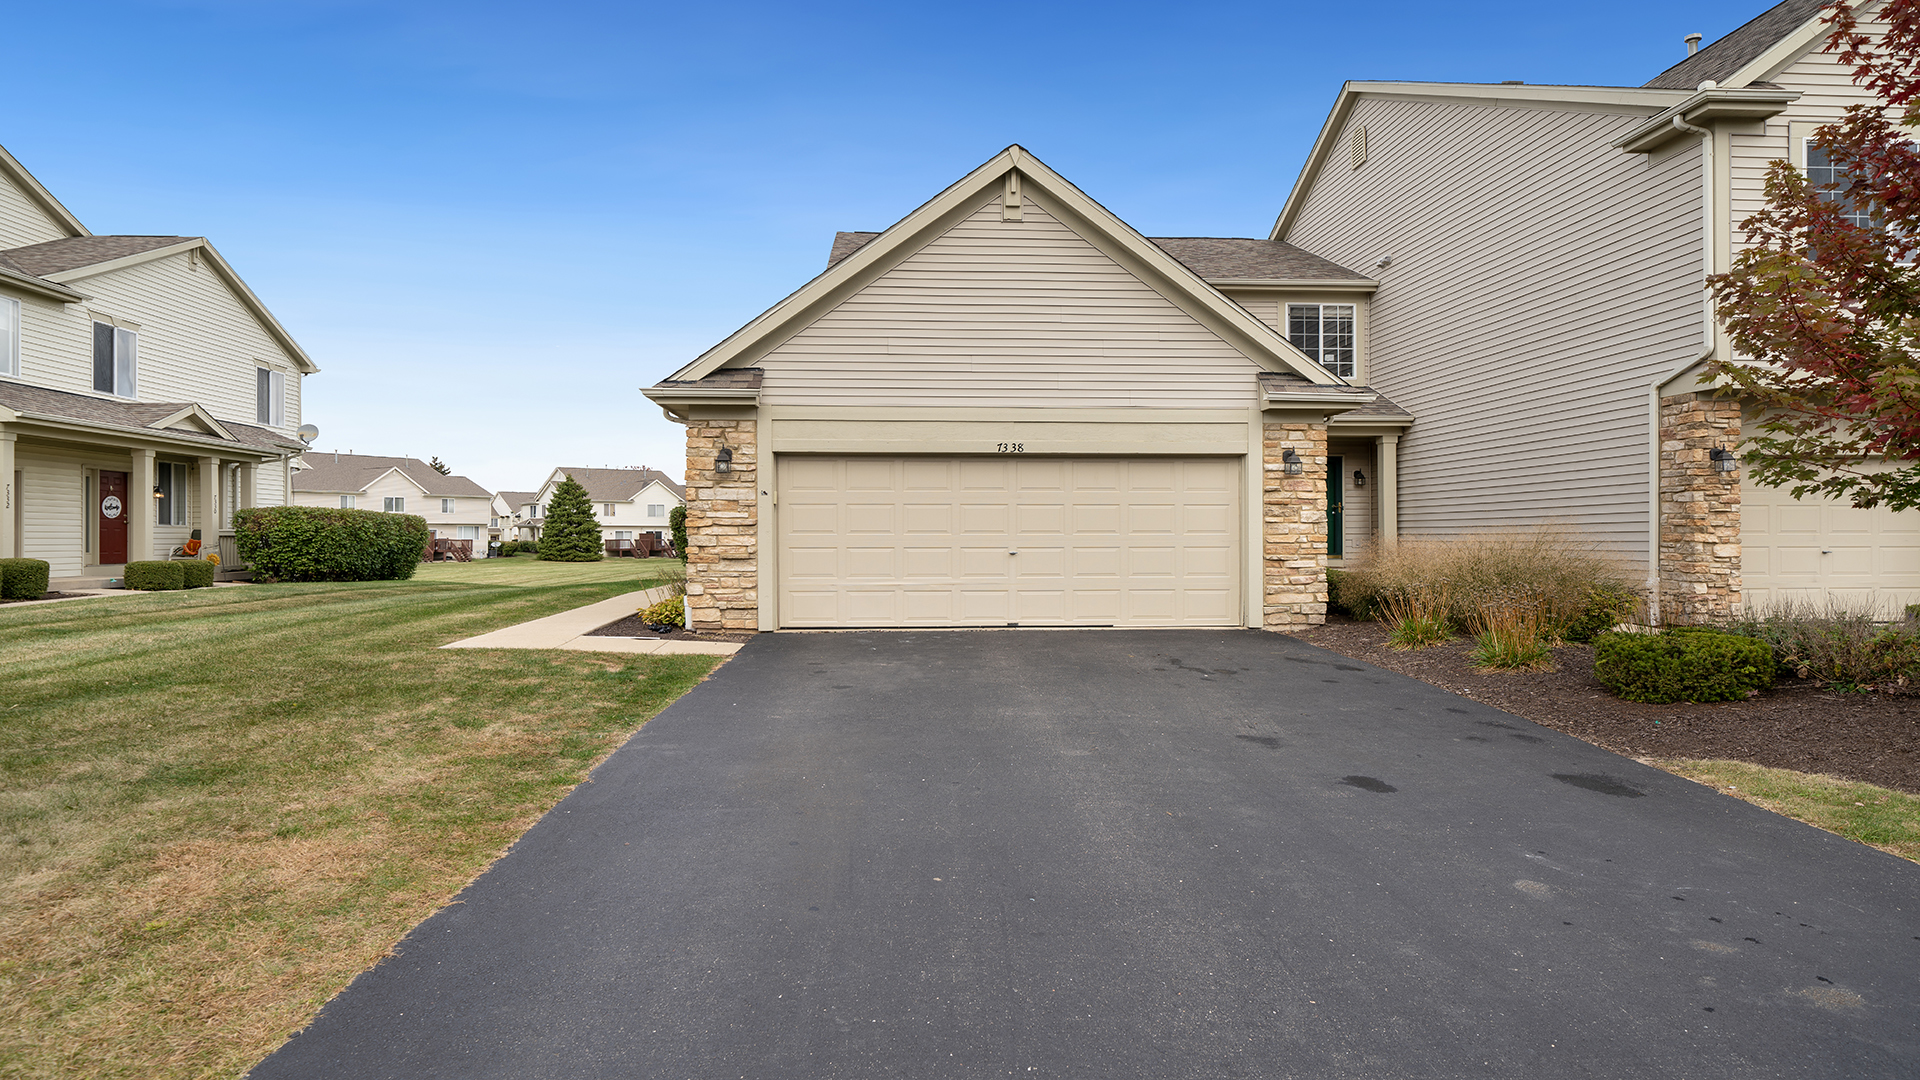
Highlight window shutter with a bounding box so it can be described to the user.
[93,323,115,392]
[1349,125,1368,170]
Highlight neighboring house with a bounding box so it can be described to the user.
[647,146,1406,632]
[527,467,685,548]
[290,453,493,548]
[494,490,539,543]
[1271,0,1916,621]
[0,142,316,583]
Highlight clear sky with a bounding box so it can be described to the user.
[0,0,1782,493]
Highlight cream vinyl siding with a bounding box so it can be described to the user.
[1284,96,1705,565]
[778,455,1240,628]
[756,194,1260,409]
[17,251,302,432]
[0,171,71,249]
[16,449,88,575]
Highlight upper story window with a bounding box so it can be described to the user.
[1804,141,1882,229]
[0,297,18,377]
[647,503,666,517]
[490,516,499,527]
[441,498,455,513]
[1286,303,1356,379]
[256,367,286,427]
[384,497,405,513]
[340,494,355,509]
[92,321,137,398]
[602,503,616,516]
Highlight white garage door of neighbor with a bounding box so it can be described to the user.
[1741,477,1920,614]
[778,456,1241,628]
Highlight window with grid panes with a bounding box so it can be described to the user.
[1286,304,1356,378]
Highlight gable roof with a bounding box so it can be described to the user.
[2,235,192,276]
[543,467,686,503]
[0,379,303,454]
[291,453,492,498]
[0,142,88,239]
[497,490,540,509]
[656,145,1346,391]
[827,230,1366,283]
[1644,0,1835,89]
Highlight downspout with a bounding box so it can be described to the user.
[1651,105,1717,626]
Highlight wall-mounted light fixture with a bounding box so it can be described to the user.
[1352,469,1366,488]
[152,486,166,500]
[715,444,734,475]
[1282,449,1304,476]
[1709,447,1738,474]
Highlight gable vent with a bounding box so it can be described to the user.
[1349,125,1368,170]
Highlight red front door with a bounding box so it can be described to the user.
[99,470,128,564]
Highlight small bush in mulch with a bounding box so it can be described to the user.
[1724,605,1920,692]
[639,595,684,629]
[0,558,50,600]
[1593,629,1776,704]
[124,561,186,591]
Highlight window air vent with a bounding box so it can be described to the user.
[1349,125,1368,170]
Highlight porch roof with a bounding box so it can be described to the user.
[0,380,304,456]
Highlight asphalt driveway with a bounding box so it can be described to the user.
[251,630,1920,1079]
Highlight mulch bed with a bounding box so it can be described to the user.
[586,615,757,644]
[0,592,92,605]
[1297,615,1920,796]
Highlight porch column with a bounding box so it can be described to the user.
[130,449,156,563]
[1375,433,1399,549]
[0,429,15,559]
[198,456,220,537]
[236,462,257,510]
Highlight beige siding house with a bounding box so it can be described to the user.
[291,453,493,549]
[0,143,315,583]
[495,490,539,543]
[648,146,1408,632]
[527,467,684,548]
[1272,0,1915,621]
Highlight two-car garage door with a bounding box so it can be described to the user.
[778,456,1240,628]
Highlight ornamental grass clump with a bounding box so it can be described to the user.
[1466,586,1555,671]
[1725,598,1920,692]
[1380,582,1452,650]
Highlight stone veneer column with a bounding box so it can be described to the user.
[1658,392,1742,625]
[1262,420,1329,630]
[682,416,759,632]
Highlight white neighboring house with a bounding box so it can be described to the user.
[290,453,493,550]
[0,142,317,583]
[494,490,540,544]
[530,467,684,548]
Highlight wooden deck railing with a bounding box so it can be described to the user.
[425,538,474,562]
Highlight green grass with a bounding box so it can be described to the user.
[1653,759,1920,863]
[0,557,716,1079]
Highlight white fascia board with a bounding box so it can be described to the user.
[1263,386,1379,407]
[640,385,761,407]
[0,264,84,303]
[0,143,89,238]
[46,238,319,375]
[1271,81,1689,242]
[1212,278,1379,292]
[1614,88,1800,152]
[670,144,1341,386]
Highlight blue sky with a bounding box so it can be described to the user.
[1,0,1780,492]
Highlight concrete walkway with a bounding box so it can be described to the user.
[440,586,741,656]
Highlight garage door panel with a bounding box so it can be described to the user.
[778,455,1241,628]
[1741,473,1920,615]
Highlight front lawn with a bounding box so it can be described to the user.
[0,558,716,1079]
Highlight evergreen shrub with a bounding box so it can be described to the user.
[125,561,186,591]
[538,475,603,562]
[669,505,687,564]
[178,559,217,589]
[233,506,431,582]
[1593,630,1775,704]
[0,558,50,600]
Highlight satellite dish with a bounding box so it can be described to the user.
[297,424,319,445]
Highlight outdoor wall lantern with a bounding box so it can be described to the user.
[152,486,166,500]
[1282,449,1304,476]
[1710,447,1738,474]
[1352,469,1366,488]
[715,444,733,474]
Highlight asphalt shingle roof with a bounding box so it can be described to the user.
[496,490,539,508]
[292,453,492,498]
[1644,0,1833,88]
[548,467,686,503]
[0,380,303,452]
[825,231,1365,281]
[0,235,195,277]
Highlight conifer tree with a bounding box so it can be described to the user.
[537,475,603,561]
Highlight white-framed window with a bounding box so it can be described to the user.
[92,321,137,397]
[255,367,285,426]
[441,498,454,514]
[614,530,631,540]
[0,296,19,377]
[155,462,188,526]
[1804,141,1877,229]
[384,497,405,513]
[1286,304,1356,379]
[602,503,616,516]
[340,494,355,509]
[647,503,666,517]
[457,525,479,540]
[490,516,499,527]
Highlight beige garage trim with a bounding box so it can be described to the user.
[1741,477,1920,615]
[777,455,1241,628]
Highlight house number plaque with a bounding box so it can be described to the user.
[101,496,123,520]
[995,443,1025,453]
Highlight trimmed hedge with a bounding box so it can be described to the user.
[1593,629,1775,704]
[233,506,431,583]
[178,559,217,589]
[0,558,50,600]
[125,561,186,591]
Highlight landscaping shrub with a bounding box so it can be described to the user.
[538,475,603,562]
[1334,529,1634,639]
[1466,586,1553,670]
[1593,629,1775,703]
[669,505,688,564]
[233,506,431,583]
[1563,582,1641,643]
[178,559,216,589]
[1725,601,1920,691]
[124,561,186,591]
[639,595,684,628]
[0,558,50,600]
[1380,582,1452,650]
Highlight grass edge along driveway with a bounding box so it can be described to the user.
[0,559,718,1080]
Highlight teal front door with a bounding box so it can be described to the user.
[1327,455,1344,559]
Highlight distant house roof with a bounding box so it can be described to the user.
[826,230,1366,281]
[0,235,195,277]
[547,467,686,503]
[497,490,540,509]
[1644,0,1833,89]
[292,453,492,498]
[0,380,303,453]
